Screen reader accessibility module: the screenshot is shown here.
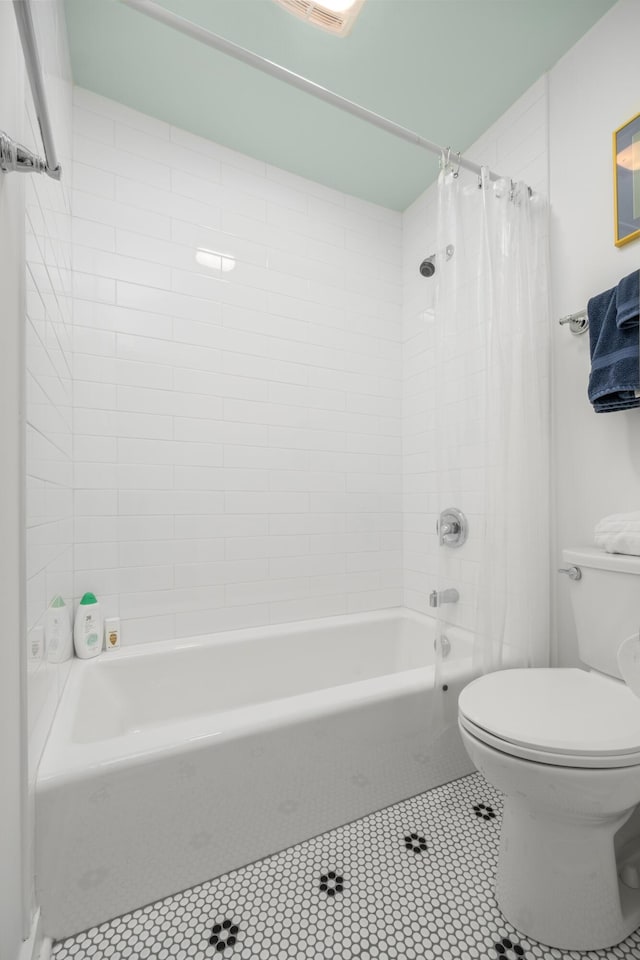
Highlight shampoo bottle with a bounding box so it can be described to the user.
[73,592,103,659]
[46,595,72,663]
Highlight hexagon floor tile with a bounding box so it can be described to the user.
[52,772,640,960]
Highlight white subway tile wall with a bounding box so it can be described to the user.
[401,78,549,624]
[25,0,74,777]
[72,89,403,643]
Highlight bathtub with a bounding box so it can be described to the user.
[36,608,475,940]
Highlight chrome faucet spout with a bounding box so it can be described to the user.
[429,588,460,608]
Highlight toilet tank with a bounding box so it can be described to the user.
[563,547,640,679]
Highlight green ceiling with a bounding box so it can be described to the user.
[63,0,616,210]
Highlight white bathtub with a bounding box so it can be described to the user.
[36,608,475,940]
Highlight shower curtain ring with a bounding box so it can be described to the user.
[440,146,451,171]
[453,152,461,178]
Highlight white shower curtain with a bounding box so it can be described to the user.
[432,164,550,689]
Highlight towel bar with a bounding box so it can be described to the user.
[558,310,589,335]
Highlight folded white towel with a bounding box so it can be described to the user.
[594,511,640,556]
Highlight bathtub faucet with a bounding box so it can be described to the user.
[429,588,460,608]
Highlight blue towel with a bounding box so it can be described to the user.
[588,269,640,413]
[616,269,640,329]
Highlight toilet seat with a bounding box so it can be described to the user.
[458,668,640,769]
[458,714,640,768]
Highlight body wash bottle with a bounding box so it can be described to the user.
[46,595,72,663]
[73,592,103,659]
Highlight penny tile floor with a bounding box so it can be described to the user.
[52,773,640,960]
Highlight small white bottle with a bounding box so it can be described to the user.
[46,595,72,663]
[104,617,121,651]
[73,592,103,659]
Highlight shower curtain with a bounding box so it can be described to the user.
[432,163,551,693]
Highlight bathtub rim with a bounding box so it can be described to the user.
[69,606,428,664]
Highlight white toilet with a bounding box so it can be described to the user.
[458,547,640,951]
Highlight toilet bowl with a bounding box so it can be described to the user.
[457,547,640,951]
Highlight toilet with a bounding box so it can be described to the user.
[458,547,640,951]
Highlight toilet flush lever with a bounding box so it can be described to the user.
[558,565,582,581]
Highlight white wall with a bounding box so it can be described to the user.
[0,5,28,955]
[401,78,550,620]
[550,0,640,666]
[71,89,403,644]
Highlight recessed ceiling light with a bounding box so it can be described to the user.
[321,0,360,11]
[273,0,366,37]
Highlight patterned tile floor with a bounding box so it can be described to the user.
[52,773,640,960]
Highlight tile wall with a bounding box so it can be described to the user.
[25,0,74,781]
[25,53,555,666]
[71,89,403,643]
[20,0,74,928]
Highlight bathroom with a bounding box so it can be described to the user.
[1,0,640,957]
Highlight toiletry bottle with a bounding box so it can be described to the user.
[104,617,121,651]
[73,592,103,659]
[46,595,72,663]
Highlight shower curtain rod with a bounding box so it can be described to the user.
[120,0,505,184]
[0,0,62,179]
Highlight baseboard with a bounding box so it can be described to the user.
[37,937,52,960]
[17,910,51,960]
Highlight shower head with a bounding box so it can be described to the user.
[419,256,436,278]
[419,244,454,278]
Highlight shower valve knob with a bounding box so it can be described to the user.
[437,508,468,548]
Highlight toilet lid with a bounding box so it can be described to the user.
[458,668,640,763]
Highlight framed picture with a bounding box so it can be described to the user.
[613,110,640,247]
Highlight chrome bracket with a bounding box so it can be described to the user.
[437,507,468,548]
[0,130,48,176]
[558,310,589,336]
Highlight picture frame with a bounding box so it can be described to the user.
[613,109,640,247]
